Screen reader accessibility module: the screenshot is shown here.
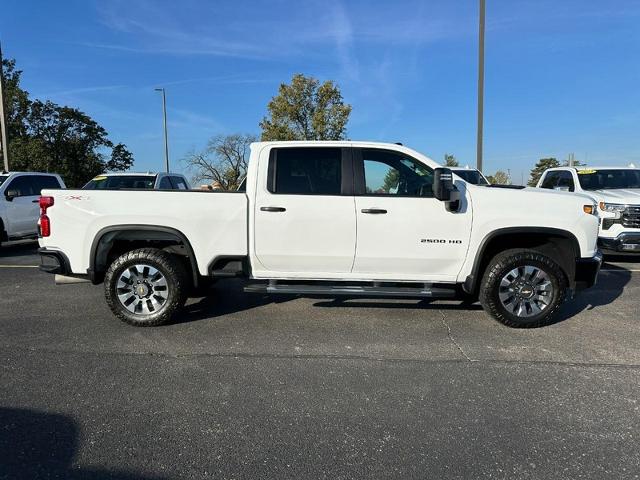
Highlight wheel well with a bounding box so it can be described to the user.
[465,230,579,295]
[90,226,199,286]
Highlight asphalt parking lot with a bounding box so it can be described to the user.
[1,241,639,479]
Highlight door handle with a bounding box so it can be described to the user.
[361,208,387,214]
[260,206,286,212]
[32,200,40,203]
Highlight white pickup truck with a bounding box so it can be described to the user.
[38,141,602,328]
[537,166,640,253]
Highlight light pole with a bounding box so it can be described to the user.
[476,0,486,173]
[0,41,10,172]
[155,87,169,173]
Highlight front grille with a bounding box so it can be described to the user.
[622,205,640,228]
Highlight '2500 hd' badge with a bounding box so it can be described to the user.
[421,238,463,244]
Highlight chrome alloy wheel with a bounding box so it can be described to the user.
[498,265,553,318]
[116,264,168,315]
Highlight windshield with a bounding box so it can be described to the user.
[83,175,156,190]
[0,175,8,187]
[577,169,640,190]
[453,170,489,185]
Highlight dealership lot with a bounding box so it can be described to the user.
[1,241,639,479]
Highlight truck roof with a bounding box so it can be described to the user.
[251,140,418,150]
[547,166,639,171]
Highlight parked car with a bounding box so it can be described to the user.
[83,172,190,190]
[38,141,601,328]
[537,166,640,253]
[450,167,490,185]
[0,171,65,245]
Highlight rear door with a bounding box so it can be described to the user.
[253,146,356,275]
[351,148,472,280]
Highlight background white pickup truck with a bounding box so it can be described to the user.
[537,166,640,253]
[38,141,602,328]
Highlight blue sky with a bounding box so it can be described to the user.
[2,0,640,183]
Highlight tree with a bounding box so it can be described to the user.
[486,170,511,185]
[528,158,560,186]
[444,154,459,167]
[107,143,134,171]
[184,133,257,190]
[1,56,133,186]
[260,74,351,141]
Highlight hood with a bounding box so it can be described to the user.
[587,188,640,204]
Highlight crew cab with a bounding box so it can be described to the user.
[38,142,601,328]
[83,172,190,190]
[537,166,640,252]
[0,171,65,245]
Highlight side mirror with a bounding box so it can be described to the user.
[433,168,454,201]
[5,189,18,201]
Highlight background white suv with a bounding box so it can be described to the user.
[537,166,640,253]
[0,172,65,245]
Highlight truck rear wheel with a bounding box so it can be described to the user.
[104,248,188,327]
[479,248,568,328]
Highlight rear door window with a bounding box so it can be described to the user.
[269,147,343,195]
[32,176,62,194]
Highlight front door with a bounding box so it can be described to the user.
[352,148,472,281]
[3,175,41,237]
[253,146,356,275]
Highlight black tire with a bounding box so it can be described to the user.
[479,248,568,328]
[104,248,189,326]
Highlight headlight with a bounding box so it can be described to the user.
[599,202,626,212]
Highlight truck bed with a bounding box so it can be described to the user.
[39,189,248,276]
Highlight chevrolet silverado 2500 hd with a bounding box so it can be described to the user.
[38,141,602,328]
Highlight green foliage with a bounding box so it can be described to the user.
[107,143,135,171]
[528,158,560,186]
[381,169,399,193]
[260,74,351,141]
[444,154,459,167]
[486,170,511,185]
[1,57,133,186]
[184,133,257,191]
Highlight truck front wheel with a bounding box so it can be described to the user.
[479,248,568,328]
[104,248,188,326]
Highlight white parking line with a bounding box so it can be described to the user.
[0,265,39,268]
[601,268,640,272]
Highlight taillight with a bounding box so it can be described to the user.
[39,196,54,237]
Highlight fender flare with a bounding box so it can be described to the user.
[89,224,199,286]
[463,226,581,294]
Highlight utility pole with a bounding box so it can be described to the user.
[155,88,169,173]
[0,41,10,172]
[476,0,486,173]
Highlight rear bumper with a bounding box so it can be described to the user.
[574,251,603,291]
[598,233,640,253]
[38,248,70,275]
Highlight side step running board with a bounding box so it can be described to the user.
[244,282,456,298]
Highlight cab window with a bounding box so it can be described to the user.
[359,149,434,197]
[540,171,560,189]
[5,175,38,197]
[268,147,343,195]
[169,176,188,190]
[158,177,173,189]
[556,171,575,192]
